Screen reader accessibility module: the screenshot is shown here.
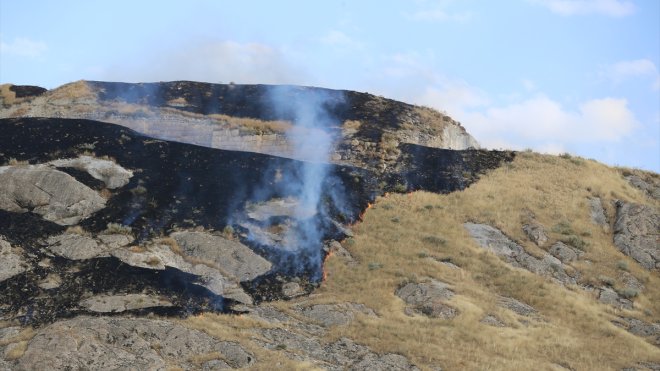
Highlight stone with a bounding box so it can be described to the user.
[282,282,304,298]
[625,174,660,200]
[613,317,660,346]
[17,316,254,370]
[49,155,134,189]
[549,241,581,263]
[326,240,357,266]
[297,303,376,327]
[589,197,609,230]
[0,165,106,225]
[171,231,272,282]
[598,287,633,310]
[497,296,537,317]
[45,233,110,260]
[0,237,26,282]
[522,222,548,246]
[97,233,134,248]
[395,280,458,319]
[613,201,659,270]
[465,223,577,285]
[258,329,418,370]
[480,314,506,327]
[110,242,253,304]
[79,293,173,313]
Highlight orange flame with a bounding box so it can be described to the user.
[322,249,334,281]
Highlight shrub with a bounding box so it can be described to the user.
[552,221,574,235]
[561,235,588,251]
[421,235,446,246]
[368,262,383,270]
[618,288,639,299]
[616,260,629,271]
[104,223,132,235]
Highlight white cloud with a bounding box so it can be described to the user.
[320,30,363,50]
[0,37,47,57]
[531,0,636,17]
[604,59,660,90]
[404,0,472,22]
[462,96,637,150]
[103,40,303,85]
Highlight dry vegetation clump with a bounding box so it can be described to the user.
[208,113,292,134]
[46,80,96,101]
[190,151,659,370]
[0,84,17,106]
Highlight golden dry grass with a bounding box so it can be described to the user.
[187,151,659,370]
[0,84,17,106]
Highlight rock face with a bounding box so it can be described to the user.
[0,237,26,282]
[548,241,582,263]
[46,233,110,260]
[0,165,105,225]
[171,231,272,282]
[613,201,659,270]
[395,280,458,319]
[16,316,254,370]
[589,197,609,230]
[523,221,548,246]
[49,155,133,189]
[296,303,376,327]
[79,294,173,313]
[464,223,577,285]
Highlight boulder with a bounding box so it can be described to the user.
[613,201,659,270]
[613,317,660,346]
[296,303,376,327]
[45,233,110,260]
[597,287,633,310]
[548,241,581,263]
[79,294,173,313]
[395,280,458,319]
[49,155,133,189]
[0,237,26,282]
[171,231,272,282]
[522,222,548,246]
[465,223,577,285]
[0,165,105,225]
[588,197,609,230]
[497,296,537,317]
[17,316,254,370]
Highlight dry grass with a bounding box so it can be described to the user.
[189,151,659,370]
[47,80,96,101]
[0,84,17,106]
[208,113,292,134]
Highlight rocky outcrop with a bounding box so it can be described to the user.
[171,231,272,282]
[597,287,633,310]
[624,174,660,200]
[257,329,419,371]
[589,197,609,230]
[464,223,577,285]
[523,221,548,246]
[0,165,105,225]
[49,155,133,189]
[46,233,111,260]
[612,317,660,346]
[613,201,659,270]
[395,280,458,319]
[0,237,26,282]
[79,294,173,313]
[548,241,582,263]
[295,303,376,327]
[15,316,254,370]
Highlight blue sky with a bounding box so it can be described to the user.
[1,0,659,171]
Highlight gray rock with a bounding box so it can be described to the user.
[298,303,376,327]
[598,287,633,310]
[282,282,305,298]
[79,293,173,313]
[480,315,506,327]
[395,280,458,319]
[258,329,418,370]
[111,242,253,304]
[522,222,548,246]
[49,155,133,189]
[97,233,134,248]
[613,317,660,346]
[465,223,577,285]
[45,233,110,260]
[0,237,26,282]
[620,272,645,292]
[0,165,106,225]
[326,240,358,266]
[613,201,659,270]
[497,296,537,317]
[171,231,272,282]
[549,241,581,263]
[625,174,660,200]
[17,316,254,370]
[589,197,609,230]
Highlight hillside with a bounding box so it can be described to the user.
[0,81,658,370]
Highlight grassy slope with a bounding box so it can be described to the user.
[187,151,659,370]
